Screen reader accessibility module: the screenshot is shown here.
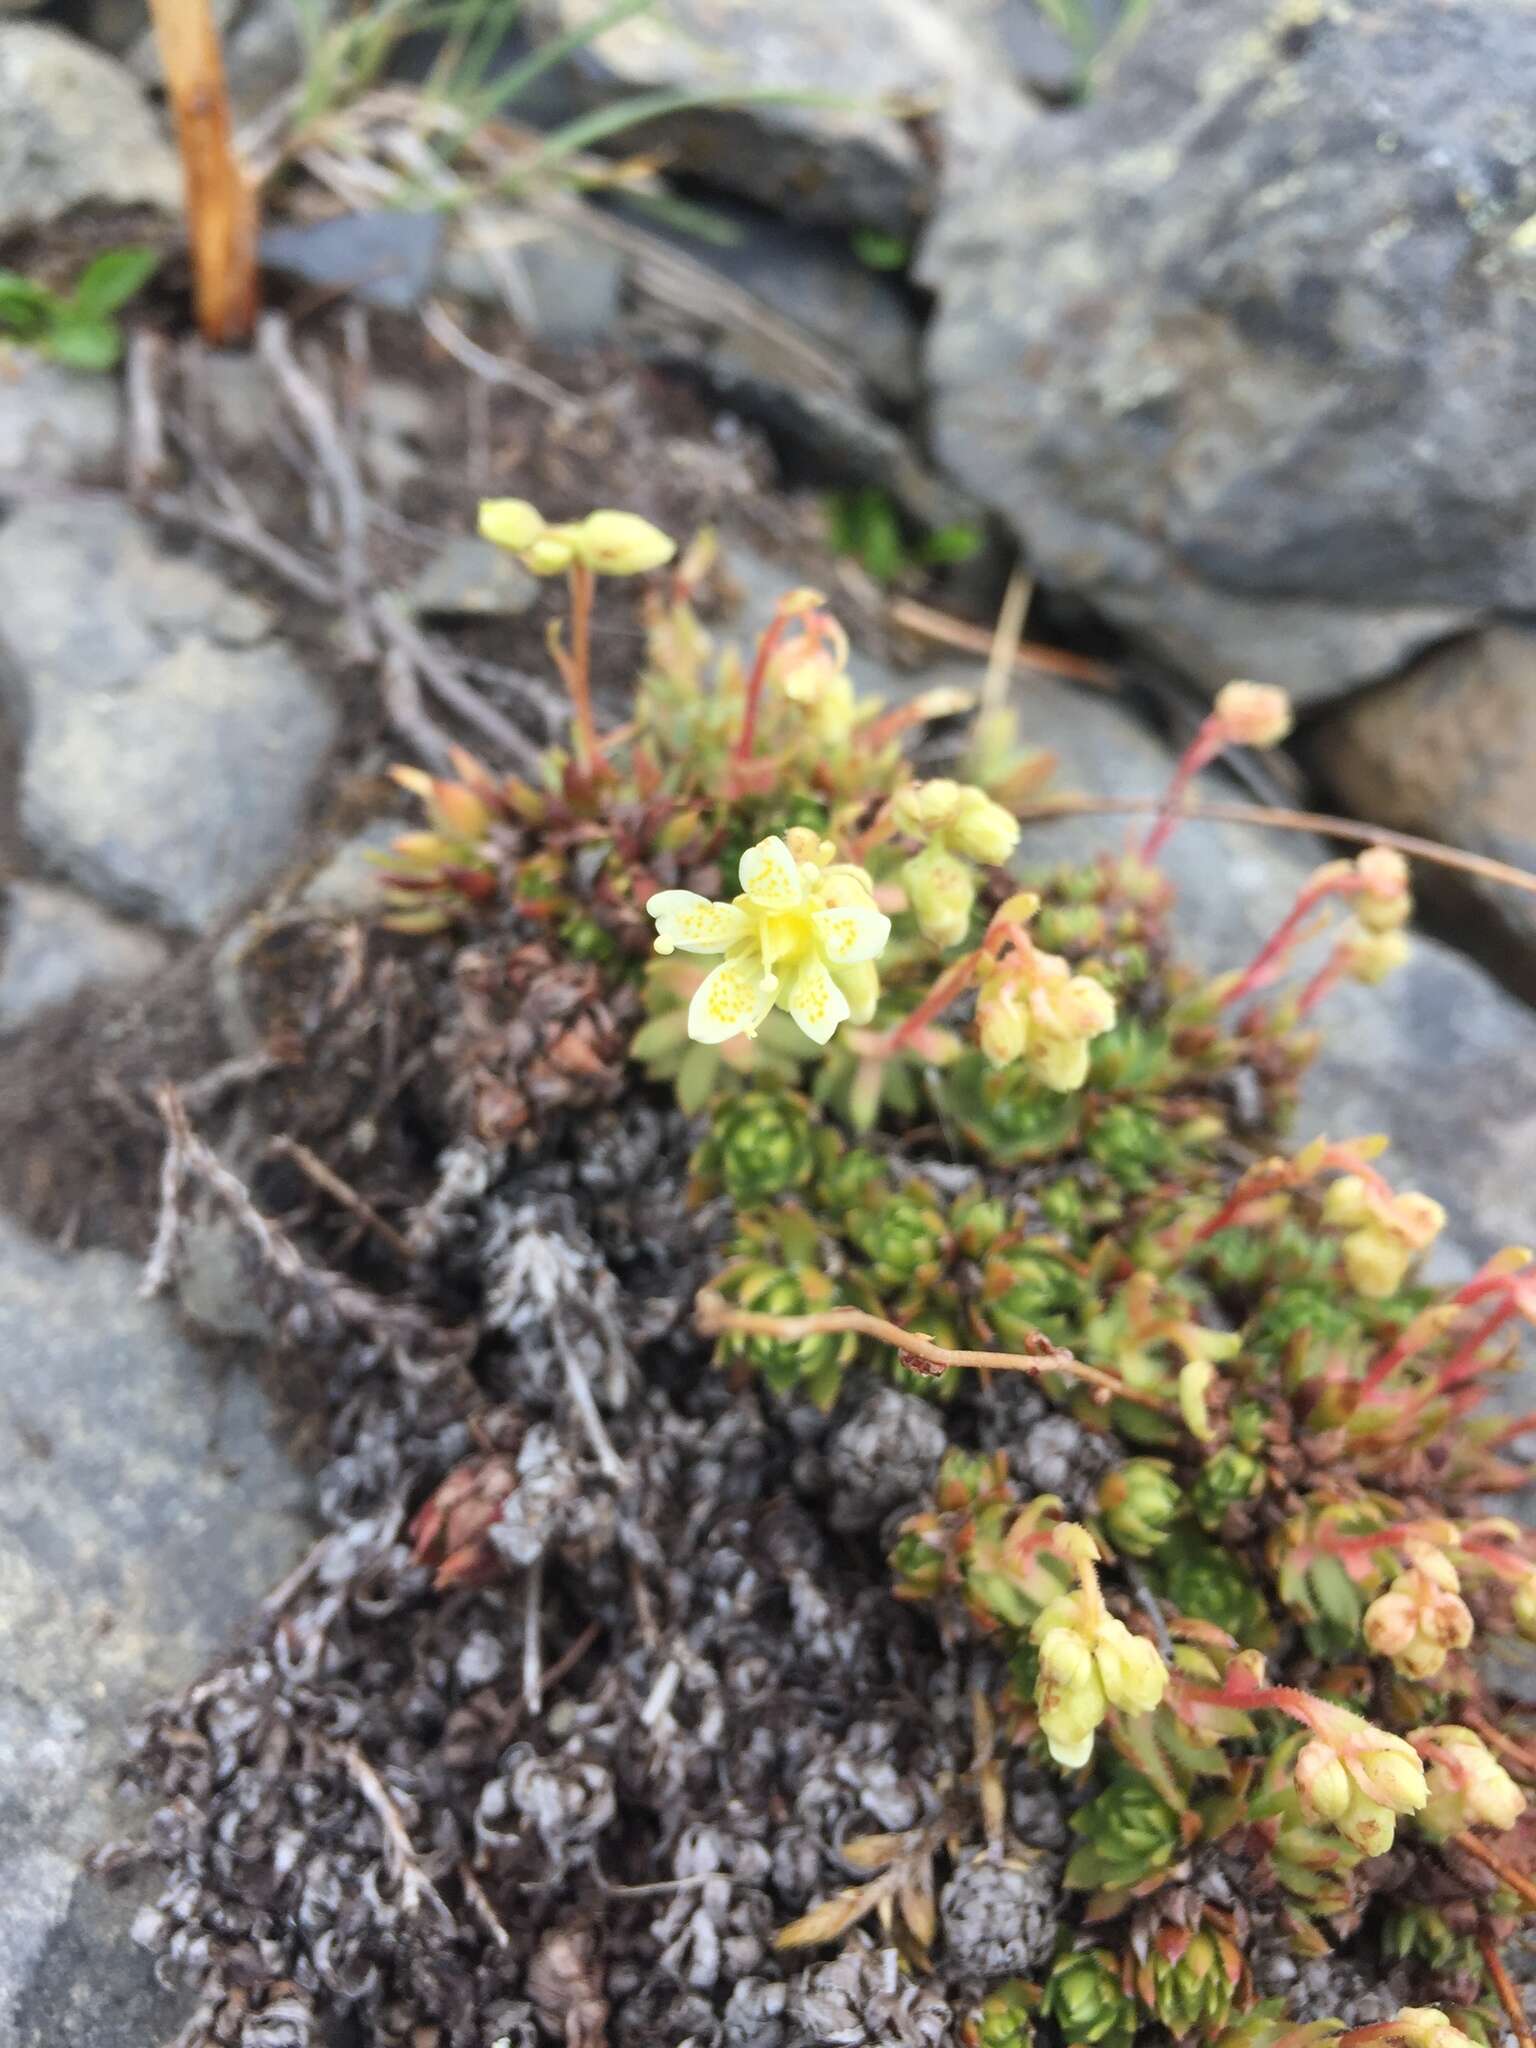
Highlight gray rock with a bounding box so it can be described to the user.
[298,815,408,916]
[0,351,122,481]
[261,210,445,313]
[174,1207,273,1339]
[922,0,1536,702]
[0,497,339,932]
[0,880,169,1030]
[524,0,1026,233]
[0,1212,309,2044]
[0,23,178,236]
[405,536,540,621]
[442,215,626,346]
[1309,626,1536,1001]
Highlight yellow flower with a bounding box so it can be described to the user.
[477,499,675,577]
[647,829,891,1048]
[1213,680,1293,748]
[1362,1545,1473,1681]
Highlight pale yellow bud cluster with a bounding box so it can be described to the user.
[1322,1174,1446,1298]
[891,778,1021,866]
[976,947,1117,1092]
[1213,680,1293,749]
[1412,1725,1527,1840]
[1338,921,1410,986]
[1029,1529,1167,1769]
[1292,1700,1426,1855]
[1377,2010,1483,2048]
[479,499,676,577]
[771,610,857,746]
[1362,1544,1473,1680]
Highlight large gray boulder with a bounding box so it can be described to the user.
[922,0,1536,703]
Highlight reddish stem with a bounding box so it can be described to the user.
[1223,877,1358,1009]
[732,614,791,766]
[1140,720,1223,862]
[884,949,983,1055]
[1480,1930,1536,2048]
[1360,1273,1518,1401]
[1297,942,1348,1018]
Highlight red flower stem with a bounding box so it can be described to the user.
[1483,1409,1536,1453]
[1140,721,1224,862]
[732,613,791,766]
[564,561,598,769]
[1480,1931,1536,2048]
[884,949,984,1055]
[1360,1274,1516,1400]
[1223,876,1358,1008]
[1297,942,1348,1017]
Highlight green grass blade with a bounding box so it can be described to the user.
[508,85,852,181]
[458,0,658,127]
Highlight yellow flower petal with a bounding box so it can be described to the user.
[787,957,851,1046]
[687,960,774,1045]
[811,903,891,965]
[646,889,747,956]
[738,835,806,912]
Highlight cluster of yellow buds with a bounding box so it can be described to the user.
[976,940,1118,1091]
[1362,1543,1474,1680]
[648,828,891,1047]
[1334,845,1413,986]
[1359,2011,1482,2048]
[1321,1172,1446,1298]
[1211,680,1294,750]
[1029,1526,1168,1768]
[1409,1724,1526,1839]
[768,595,858,747]
[479,498,676,577]
[1291,1699,1426,1854]
[891,779,1023,951]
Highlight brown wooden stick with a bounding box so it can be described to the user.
[693,1289,1175,1417]
[147,0,259,344]
[888,595,1117,690]
[1480,1929,1536,2048]
[267,1136,415,1266]
[1015,793,1536,900]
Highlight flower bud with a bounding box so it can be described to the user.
[523,529,579,575]
[1513,1572,1536,1641]
[571,508,677,576]
[949,785,1021,866]
[1341,921,1409,985]
[1214,680,1293,748]
[1322,1174,1372,1228]
[1295,1740,1351,1822]
[891,777,963,839]
[904,845,977,950]
[1384,2010,1480,2048]
[1363,1547,1473,1681]
[477,497,546,551]
[1095,1619,1167,1715]
[1031,1034,1091,1093]
[1352,1739,1428,1816]
[977,970,1029,1069]
[1415,1724,1527,1838]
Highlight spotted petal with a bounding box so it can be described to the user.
[787,956,852,1046]
[738,834,805,911]
[687,959,774,1045]
[646,888,747,956]
[812,903,891,965]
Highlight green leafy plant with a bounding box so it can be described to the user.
[0,247,160,371]
[824,484,984,586]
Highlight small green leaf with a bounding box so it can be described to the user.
[0,273,56,338]
[920,521,984,567]
[44,318,123,372]
[851,228,909,272]
[677,1041,719,1114]
[69,246,160,320]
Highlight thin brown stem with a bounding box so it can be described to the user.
[565,560,598,769]
[147,0,258,343]
[887,595,1116,690]
[693,1290,1176,1417]
[1014,793,1536,901]
[882,948,983,1055]
[1453,1828,1536,1909]
[1481,1929,1536,2048]
[267,1136,415,1265]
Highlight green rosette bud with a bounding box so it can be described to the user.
[1041,1949,1138,2048]
[1245,1284,1364,1365]
[1137,1929,1243,2041]
[940,1052,1083,1168]
[848,1183,949,1295]
[963,1979,1036,2048]
[978,1237,1089,1350]
[1381,1903,1477,1975]
[1161,1537,1272,1647]
[1191,1447,1266,1530]
[1098,1459,1184,1559]
[1228,1398,1268,1454]
[1034,902,1107,953]
[713,1256,854,1409]
[1065,1771,1183,1893]
[1038,1175,1094,1247]
[814,1141,889,1222]
[698,1088,816,1207]
[1085,1102,1175,1192]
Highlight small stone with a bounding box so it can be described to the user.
[175,1210,272,1341]
[404,537,540,621]
[0,881,168,1030]
[261,212,444,314]
[0,23,178,235]
[0,349,122,480]
[0,498,339,933]
[442,217,625,346]
[299,818,408,918]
